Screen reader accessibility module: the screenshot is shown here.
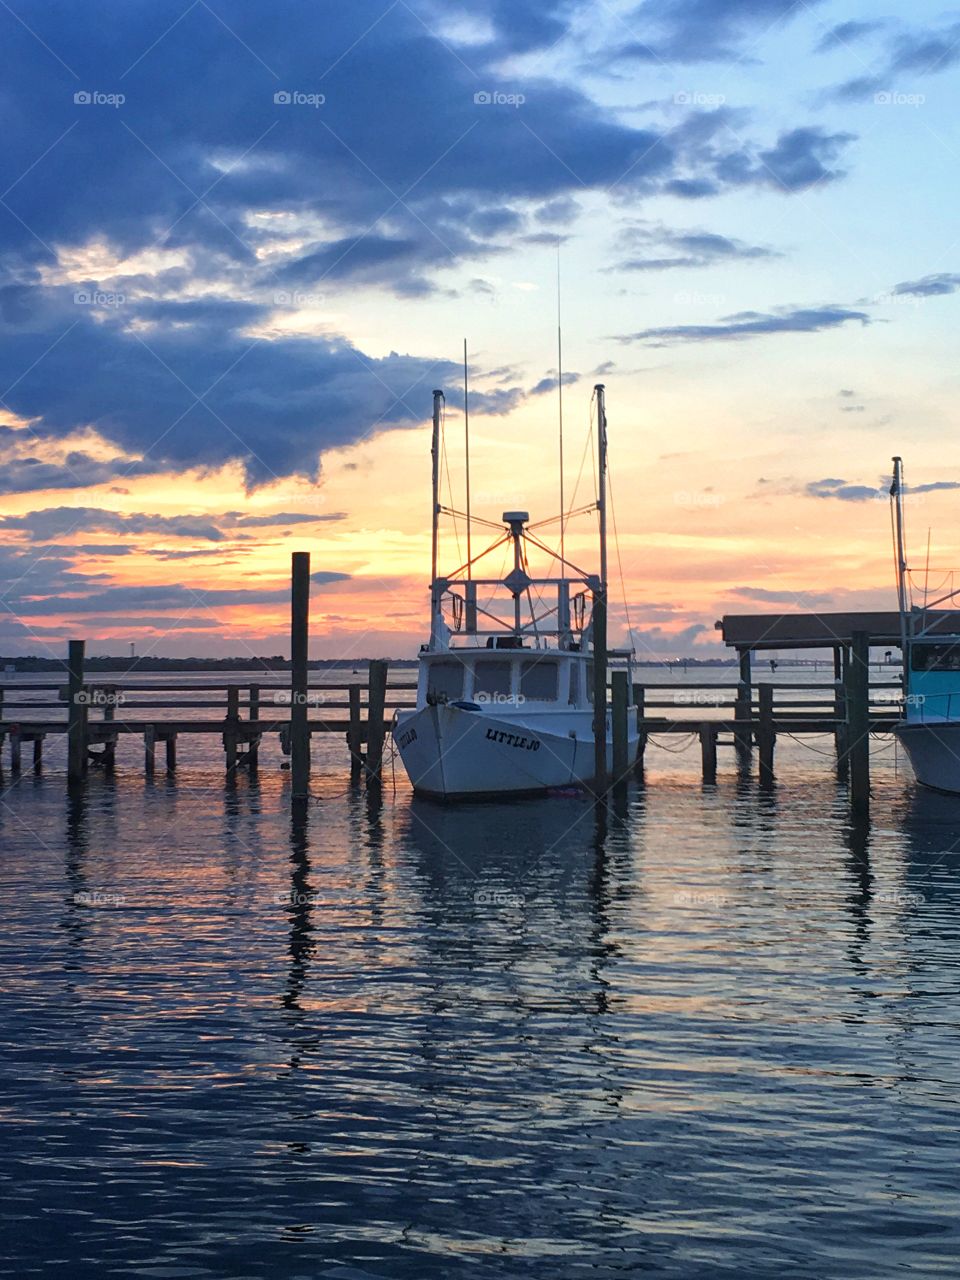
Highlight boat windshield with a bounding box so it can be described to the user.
[911,642,960,672]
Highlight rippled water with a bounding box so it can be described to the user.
[2,682,960,1277]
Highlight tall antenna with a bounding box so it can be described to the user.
[557,240,565,567]
[463,338,472,580]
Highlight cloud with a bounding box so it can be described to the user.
[613,223,776,271]
[892,273,960,298]
[832,19,960,99]
[807,476,960,502]
[619,304,870,345]
[0,449,163,496]
[814,20,888,54]
[0,507,228,542]
[729,585,834,605]
[755,127,854,190]
[618,0,824,63]
[11,574,350,616]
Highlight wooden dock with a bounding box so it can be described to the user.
[0,566,908,813]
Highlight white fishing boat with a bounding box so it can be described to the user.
[891,456,960,793]
[394,384,639,800]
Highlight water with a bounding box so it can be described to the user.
[1,670,959,1277]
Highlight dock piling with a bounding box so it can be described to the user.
[365,660,388,782]
[700,724,718,783]
[290,552,311,802]
[67,640,87,784]
[734,647,753,758]
[632,683,646,765]
[348,684,363,779]
[611,671,629,783]
[757,683,775,784]
[848,631,871,813]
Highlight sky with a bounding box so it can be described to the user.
[1,0,959,660]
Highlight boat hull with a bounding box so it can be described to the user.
[895,722,960,794]
[394,704,638,799]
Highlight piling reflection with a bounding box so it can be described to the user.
[283,801,315,1017]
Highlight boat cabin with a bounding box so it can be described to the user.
[906,636,960,721]
[418,648,595,711]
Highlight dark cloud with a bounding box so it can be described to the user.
[756,127,854,190]
[619,305,870,346]
[613,223,776,271]
[893,273,960,298]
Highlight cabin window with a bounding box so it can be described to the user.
[911,643,960,672]
[473,660,512,699]
[427,660,464,701]
[520,659,558,702]
[568,663,580,705]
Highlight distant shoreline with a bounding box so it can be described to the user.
[0,654,755,673]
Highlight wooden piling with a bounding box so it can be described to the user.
[10,726,21,775]
[66,640,87,784]
[224,685,240,774]
[247,684,260,771]
[347,683,363,779]
[700,723,718,783]
[366,660,388,782]
[757,683,775,784]
[632,683,646,766]
[848,631,870,813]
[144,725,156,777]
[33,735,42,773]
[611,671,629,783]
[165,734,177,774]
[734,647,753,758]
[834,646,849,780]
[591,587,608,793]
[290,552,311,801]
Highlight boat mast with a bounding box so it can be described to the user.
[890,455,909,663]
[595,383,608,591]
[431,390,443,635]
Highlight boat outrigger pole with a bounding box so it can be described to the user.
[593,383,609,791]
[596,383,608,594]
